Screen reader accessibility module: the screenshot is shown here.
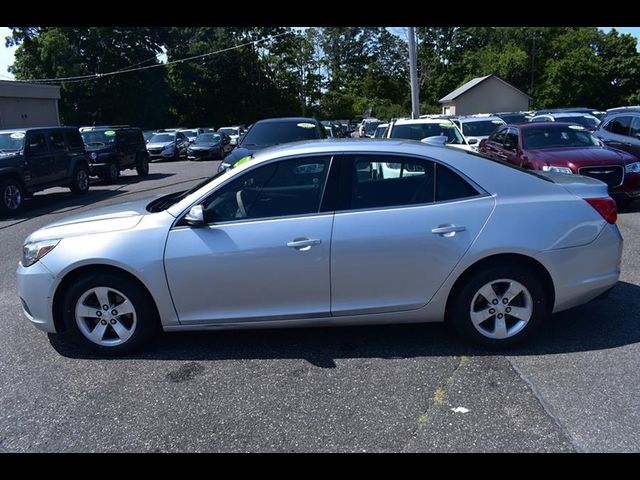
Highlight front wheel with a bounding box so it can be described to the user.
[448,264,549,348]
[61,272,158,355]
[0,177,24,215]
[69,164,90,194]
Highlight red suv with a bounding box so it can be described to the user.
[478,122,640,206]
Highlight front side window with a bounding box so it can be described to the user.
[27,133,47,154]
[491,128,508,145]
[48,131,66,150]
[346,155,435,210]
[503,128,520,150]
[201,156,331,223]
[605,116,632,136]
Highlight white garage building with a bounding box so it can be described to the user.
[0,80,61,129]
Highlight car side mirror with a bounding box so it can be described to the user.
[467,138,478,145]
[184,205,205,226]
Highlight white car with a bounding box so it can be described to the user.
[386,118,472,151]
[529,113,601,131]
[452,115,506,151]
[217,127,244,146]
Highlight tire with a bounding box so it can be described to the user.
[69,164,90,194]
[448,264,549,348]
[136,155,149,176]
[0,177,24,215]
[102,162,119,184]
[61,272,159,356]
[173,149,179,162]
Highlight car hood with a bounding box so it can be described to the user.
[26,196,164,243]
[147,142,174,149]
[529,146,631,167]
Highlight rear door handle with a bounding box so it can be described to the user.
[432,224,466,237]
[287,238,322,250]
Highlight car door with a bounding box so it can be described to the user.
[330,154,494,315]
[164,154,335,324]
[481,127,508,160]
[23,131,53,186]
[598,115,633,154]
[502,127,522,166]
[47,130,69,182]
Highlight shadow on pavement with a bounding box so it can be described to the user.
[48,281,640,366]
[0,173,176,225]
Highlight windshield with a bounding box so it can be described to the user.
[81,130,117,146]
[498,114,529,124]
[218,128,239,136]
[522,126,601,150]
[554,115,600,130]
[143,131,155,141]
[195,133,220,143]
[390,123,465,144]
[240,121,320,147]
[0,131,26,152]
[365,122,382,135]
[149,133,175,143]
[181,130,198,137]
[462,120,504,137]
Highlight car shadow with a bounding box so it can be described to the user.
[618,200,640,214]
[48,281,640,366]
[0,173,176,225]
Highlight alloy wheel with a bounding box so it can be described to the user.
[75,287,137,346]
[3,184,22,210]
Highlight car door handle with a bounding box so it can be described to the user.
[287,238,322,250]
[431,224,466,236]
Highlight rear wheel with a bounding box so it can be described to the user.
[136,155,149,176]
[101,162,119,184]
[0,177,24,215]
[61,272,158,355]
[69,164,90,194]
[448,264,549,348]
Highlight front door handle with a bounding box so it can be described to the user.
[431,224,466,237]
[287,238,322,251]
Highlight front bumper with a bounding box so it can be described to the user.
[612,172,640,198]
[148,150,175,160]
[16,260,57,333]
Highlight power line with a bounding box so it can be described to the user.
[12,32,289,85]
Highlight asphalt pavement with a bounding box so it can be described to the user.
[0,158,639,452]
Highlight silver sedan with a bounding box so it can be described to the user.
[16,139,622,355]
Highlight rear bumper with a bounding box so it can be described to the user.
[539,222,622,313]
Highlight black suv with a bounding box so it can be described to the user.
[80,126,150,183]
[0,127,90,215]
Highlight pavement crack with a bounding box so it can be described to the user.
[507,358,581,453]
[402,355,469,452]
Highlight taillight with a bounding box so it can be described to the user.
[585,197,617,224]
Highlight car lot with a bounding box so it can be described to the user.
[1,158,640,452]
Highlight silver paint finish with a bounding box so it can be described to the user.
[16,139,622,338]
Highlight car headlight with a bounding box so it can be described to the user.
[22,239,60,267]
[542,165,573,175]
[626,162,640,174]
[90,152,97,160]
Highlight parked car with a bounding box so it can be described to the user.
[386,118,472,151]
[359,118,381,137]
[178,129,199,143]
[187,133,232,161]
[80,126,150,183]
[0,127,90,214]
[593,112,640,161]
[452,115,506,151]
[373,123,389,139]
[364,121,384,138]
[217,127,244,146]
[146,131,189,162]
[528,112,601,131]
[322,121,346,138]
[17,139,622,354]
[493,112,535,124]
[478,122,640,206]
[218,117,327,172]
[600,106,640,122]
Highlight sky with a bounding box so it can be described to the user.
[1,26,639,80]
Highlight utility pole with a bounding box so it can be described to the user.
[408,27,420,119]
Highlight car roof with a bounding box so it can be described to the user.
[534,112,596,118]
[457,115,504,123]
[393,118,456,125]
[254,117,319,125]
[513,121,591,130]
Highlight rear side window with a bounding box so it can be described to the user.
[48,131,66,151]
[435,163,479,202]
[605,116,632,136]
[66,130,84,149]
[346,155,435,210]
